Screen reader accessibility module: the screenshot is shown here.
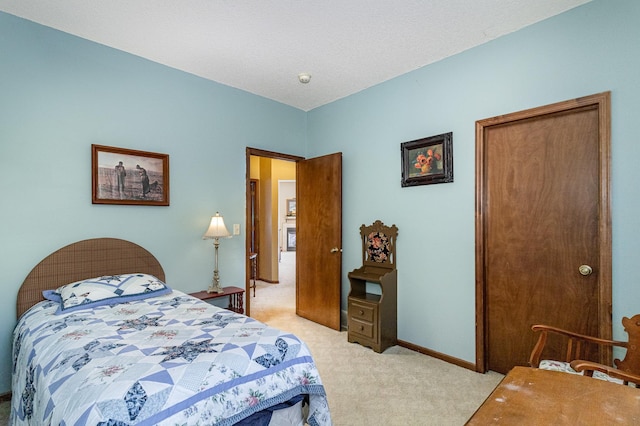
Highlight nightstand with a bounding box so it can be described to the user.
[189,286,245,314]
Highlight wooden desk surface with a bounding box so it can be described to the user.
[466,367,640,425]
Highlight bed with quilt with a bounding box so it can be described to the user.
[11,238,331,425]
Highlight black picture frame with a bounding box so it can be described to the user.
[401,132,453,187]
[92,144,170,206]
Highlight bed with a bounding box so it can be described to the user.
[11,238,331,425]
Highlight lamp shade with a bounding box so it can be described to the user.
[203,212,231,239]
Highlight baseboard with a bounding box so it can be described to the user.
[340,309,348,331]
[396,339,480,372]
[341,311,479,372]
[264,253,478,372]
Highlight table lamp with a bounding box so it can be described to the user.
[202,212,231,293]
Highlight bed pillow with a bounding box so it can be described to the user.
[42,273,172,314]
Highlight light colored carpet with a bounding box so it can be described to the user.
[251,252,503,425]
[0,401,7,425]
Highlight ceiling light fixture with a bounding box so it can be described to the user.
[298,73,311,84]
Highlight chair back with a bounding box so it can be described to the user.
[615,314,640,376]
[359,220,398,273]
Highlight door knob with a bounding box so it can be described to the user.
[578,265,593,276]
[330,247,341,253]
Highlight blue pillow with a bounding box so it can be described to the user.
[42,273,172,314]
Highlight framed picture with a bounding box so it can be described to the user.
[92,144,170,206]
[286,198,296,216]
[287,227,296,251]
[400,132,453,187]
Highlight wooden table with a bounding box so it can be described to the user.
[189,286,245,314]
[466,366,640,425]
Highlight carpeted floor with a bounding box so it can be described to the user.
[250,251,503,425]
[0,400,8,425]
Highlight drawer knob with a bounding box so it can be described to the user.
[360,325,364,331]
[359,310,364,315]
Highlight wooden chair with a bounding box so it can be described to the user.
[529,314,640,386]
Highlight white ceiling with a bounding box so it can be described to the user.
[1,0,592,111]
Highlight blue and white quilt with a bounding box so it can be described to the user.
[11,290,331,425]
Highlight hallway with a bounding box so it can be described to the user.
[250,251,296,326]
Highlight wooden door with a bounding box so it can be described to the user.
[296,153,343,330]
[475,93,611,374]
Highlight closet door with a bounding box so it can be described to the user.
[475,93,612,374]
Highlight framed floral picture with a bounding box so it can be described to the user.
[400,132,453,187]
[92,144,170,205]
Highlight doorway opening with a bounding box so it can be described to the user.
[250,178,298,323]
[245,148,302,318]
[246,149,343,330]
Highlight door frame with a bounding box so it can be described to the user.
[249,178,259,281]
[245,147,303,317]
[474,92,612,373]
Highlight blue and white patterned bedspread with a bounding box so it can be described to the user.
[11,290,331,425]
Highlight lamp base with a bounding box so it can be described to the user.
[207,284,225,294]
[208,241,225,294]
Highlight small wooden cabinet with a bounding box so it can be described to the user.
[347,221,398,353]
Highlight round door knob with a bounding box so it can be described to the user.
[578,265,593,276]
[330,247,341,253]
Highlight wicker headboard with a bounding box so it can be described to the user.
[17,238,165,319]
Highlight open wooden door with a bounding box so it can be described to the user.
[296,153,343,330]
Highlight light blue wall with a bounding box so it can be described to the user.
[307,0,640,363]
[1,0,638,395]
[0,12,306,393]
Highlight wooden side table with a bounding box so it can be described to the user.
[189,286,245,314]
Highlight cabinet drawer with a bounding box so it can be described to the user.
[350,318,375,339]
[348,299,376,322]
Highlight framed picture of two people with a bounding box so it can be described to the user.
[92,144,169,206]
